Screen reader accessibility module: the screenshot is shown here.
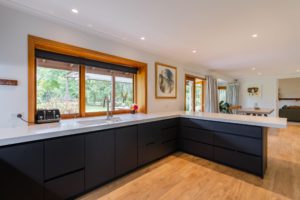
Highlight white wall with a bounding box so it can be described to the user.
[0,5,214,127]
[239,77,278,117]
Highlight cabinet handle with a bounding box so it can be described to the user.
[146,142,155,146]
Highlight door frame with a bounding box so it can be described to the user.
[184,74,205,111]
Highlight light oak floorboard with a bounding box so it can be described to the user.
[78,125,300,200]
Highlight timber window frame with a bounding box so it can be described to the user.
[28,35,147,123]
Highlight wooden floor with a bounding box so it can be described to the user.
[78,125,300,200]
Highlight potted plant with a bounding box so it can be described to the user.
[219,101,230,113]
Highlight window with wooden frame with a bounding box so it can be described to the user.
[28,35,147,122]
[184,74,205,112]
[218,86,227,103]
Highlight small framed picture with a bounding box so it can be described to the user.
[155,62,177,99]
[247,85,261,97]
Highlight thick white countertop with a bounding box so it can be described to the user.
[0,111,287,147]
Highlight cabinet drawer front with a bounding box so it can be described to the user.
[180,118,213,130]
[160,118,179,129]
[44,170,84,200]
[212,122,262,138]
[181,118,262,138]
[116,126,138,177]
[138,143,160,166]
[180,127,213,144]
[45,135,84,180]
[179,139,213,160]
[214,133,262,156]
[138,122,161,146]
[160,140,177,156]
[161,127,177,142]
[214,147,262,176]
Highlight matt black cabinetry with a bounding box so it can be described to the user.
[138,119,178,166]
[44,135,85,200]
[85,130,115,190]
[179,118,267,177]
[116,126,138,177]
[44,135,85,180]
[0,142,43,200]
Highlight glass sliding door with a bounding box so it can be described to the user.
[195,79,204,111]
[185,75,205,112]
[185,78,194,111]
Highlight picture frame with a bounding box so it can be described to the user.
[155,62,177,99]
[247,84,261,97]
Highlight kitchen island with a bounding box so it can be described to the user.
[0,111,287,200]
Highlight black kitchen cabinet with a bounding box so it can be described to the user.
[0,142,43,200]
[214,132,262,156]
[44,170,84,200]
[138,121,161,166]
[159,120,178,157]
[85,130,115,190]
[0,116,268,199]
[179,139,213,159]
[214,147,262,176]
[180,117,267,177]
[116,126,138,177]
[180,126,213,145]
[44,135,84,180]
[138,119,178,166]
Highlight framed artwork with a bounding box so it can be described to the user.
[155,62,177,98]
[247,85,261,97]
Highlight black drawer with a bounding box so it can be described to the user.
[180,118,214,130]
[161,127,177,142]
[214,132,262,156]
[138,142,160,166]
[44,170,84,200]
[138,122,160,146]
[214,147,262,176]
[179,139,213,160]
[180,126,213,144]
[212,122,262,138]
[160,140,177,156]
[181,118,262,138]
[160,118,179,129]
[45,135,84,180]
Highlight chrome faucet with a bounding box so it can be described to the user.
[104,96,113,120]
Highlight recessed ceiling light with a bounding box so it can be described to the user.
[71,9,79,14]
[257,72,262,76]
[252,67,256,71]
[87,24,93,28]
[296,69,300,73]
[192,50,197,54]
[140,37,145,41]
[252,34,258,38]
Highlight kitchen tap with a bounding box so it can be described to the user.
[104,96,113,120]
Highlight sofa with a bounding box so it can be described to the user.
[279,106,300,122]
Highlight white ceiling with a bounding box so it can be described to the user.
[1,0,300,78]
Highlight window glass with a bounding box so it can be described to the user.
[85,67,113,112]
[195,79,203,111]
[185,79,194,111]
[36,58,80,114]
[115,75,134,110]
[218,88,227,103]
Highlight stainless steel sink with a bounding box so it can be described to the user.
[77,117,122,126]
